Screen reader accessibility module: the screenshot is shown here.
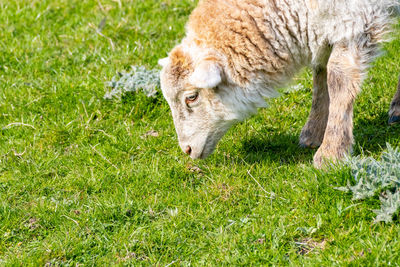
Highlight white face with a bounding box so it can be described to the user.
[159,55,242,159]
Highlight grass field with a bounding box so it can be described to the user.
[1,0,400,265]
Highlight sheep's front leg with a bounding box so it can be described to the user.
[313,45,362,168]
[299,66,329,148]
[388,75,400,125]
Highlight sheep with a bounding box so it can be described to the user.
[389,75,400,124]
[159,0,399,168]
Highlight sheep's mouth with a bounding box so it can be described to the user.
[192,134,221,159]
[182,124,233,160]
[185,139,217,160]
[189,146,212,159]
[198,148,210,159]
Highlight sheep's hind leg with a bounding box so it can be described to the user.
[313,44,363,168]
[299,66,329,149]
[388,75,400,125]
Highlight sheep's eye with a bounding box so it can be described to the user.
[185,92,199,105]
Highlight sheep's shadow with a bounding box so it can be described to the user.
[353,111,400,154]
[237,131,315,165]
[236,111,400,165]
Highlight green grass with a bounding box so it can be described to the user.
[1,0,400,265]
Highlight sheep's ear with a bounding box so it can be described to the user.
[158,57,170,67]
[189,60,222,89]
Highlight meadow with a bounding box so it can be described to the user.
[1,0,400,265]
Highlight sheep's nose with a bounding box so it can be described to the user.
[185,146,192,155]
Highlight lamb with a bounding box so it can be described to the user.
[159,0,400,168]
[389,75,400,124]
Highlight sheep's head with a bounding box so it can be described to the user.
[159,46,247,159]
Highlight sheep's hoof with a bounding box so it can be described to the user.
[388,115,400,125]
[299,133,322,149]
[313,145,348,169]
[299,121,325,149]
[313,150,328,169]
[299,141,320,149]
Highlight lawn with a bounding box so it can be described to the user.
[1,0,400,265]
